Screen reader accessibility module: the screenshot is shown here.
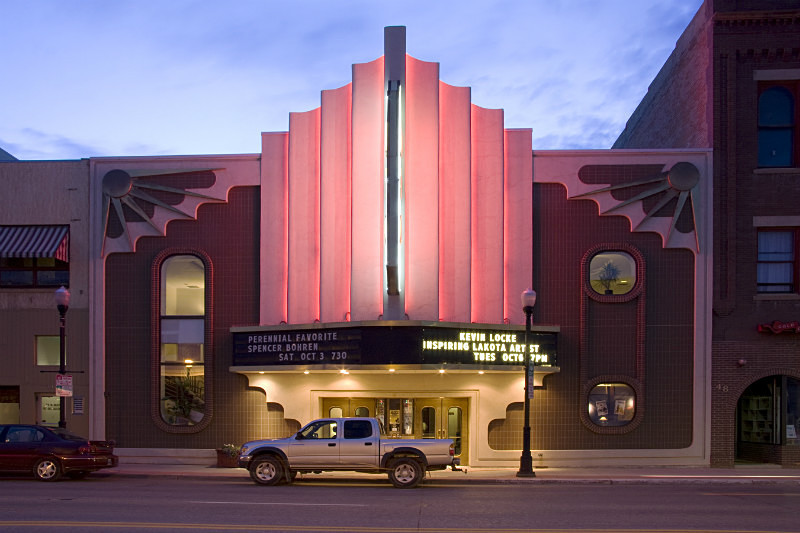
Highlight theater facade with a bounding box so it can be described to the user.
[64,27,712,466]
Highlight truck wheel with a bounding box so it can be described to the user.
[34,458,61,481]
[249,456,283,486]
[388,458,423,488]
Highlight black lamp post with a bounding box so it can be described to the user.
[517,288,537,478]
[54,286,70,429]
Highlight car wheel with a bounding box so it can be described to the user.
[388,458,423,488]
[249,456,283,486]
[34,458,61,481]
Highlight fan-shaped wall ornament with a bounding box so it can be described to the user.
[533,152,709,254]
[101,168,227,256]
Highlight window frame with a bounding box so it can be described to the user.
[587,382,636,427]
[757,228,799,294]
[0,257,69,288]
[150,249,214,434]
[758,82,798,169]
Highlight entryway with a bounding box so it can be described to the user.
[321,396,469,465]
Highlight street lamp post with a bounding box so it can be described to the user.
[517,288,537,478]
[54,286,70,429]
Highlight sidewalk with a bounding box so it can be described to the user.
[107,462,800,485]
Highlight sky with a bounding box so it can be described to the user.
[1,0,703,161]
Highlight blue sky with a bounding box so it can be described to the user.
[1,0,702,160]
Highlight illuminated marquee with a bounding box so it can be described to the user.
[233,328,362,365]
[232,323,557,367]
[420,328,556,366]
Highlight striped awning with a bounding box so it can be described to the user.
[0,225,70,262]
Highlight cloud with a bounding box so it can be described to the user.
[0,0,704,158]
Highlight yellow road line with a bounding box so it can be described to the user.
[0,523,795,533]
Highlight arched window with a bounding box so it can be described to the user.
[758,86,795,168]
[739,375,800,446]
[159,255,206,426]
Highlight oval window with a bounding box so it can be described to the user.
[588,383,635,426]
[589,251,636,295]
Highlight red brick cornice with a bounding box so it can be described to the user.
[714,10,800,26]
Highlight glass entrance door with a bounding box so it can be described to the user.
[414,397,469,463]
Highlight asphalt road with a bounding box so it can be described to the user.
[1,474,799,532]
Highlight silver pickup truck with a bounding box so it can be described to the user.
[238,417,459,488]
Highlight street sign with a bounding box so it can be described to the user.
[56,374,73,397]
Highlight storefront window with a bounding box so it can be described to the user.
[160,255,206,426]
[740,376,800,445]
[38,394,60,426]
[589,252,636,295]
[0,257,69,288]
[587,383,635,426]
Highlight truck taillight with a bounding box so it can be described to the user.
[449,443,455,456]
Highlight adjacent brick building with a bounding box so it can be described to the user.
[615,0,800,466]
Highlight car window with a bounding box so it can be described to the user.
[5,427,45,443]
[298,420,337,440]
[344,420,373,439]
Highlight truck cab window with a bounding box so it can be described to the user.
[344,420,373,439]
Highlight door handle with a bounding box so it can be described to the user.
[328,443,336,447]
[364,442,372,446]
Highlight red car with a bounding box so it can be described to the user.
[0,424,118,481]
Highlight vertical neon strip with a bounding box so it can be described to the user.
[385,80,402,298]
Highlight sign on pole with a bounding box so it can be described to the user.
[56,374,73,397]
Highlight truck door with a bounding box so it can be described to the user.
[288,419,339,468]
[338,419,379,468]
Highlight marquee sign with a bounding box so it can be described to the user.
[420,326,556,366]
[232,323,558,367]
[233,328,362,365]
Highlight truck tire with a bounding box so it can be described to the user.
[249,456,283,486]
[388,458,423,488]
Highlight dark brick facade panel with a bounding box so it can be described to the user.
[106,186,296,448]
[530,183,695,450]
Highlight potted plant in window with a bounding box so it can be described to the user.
[598,260,620,295]
[216,444,240,468]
